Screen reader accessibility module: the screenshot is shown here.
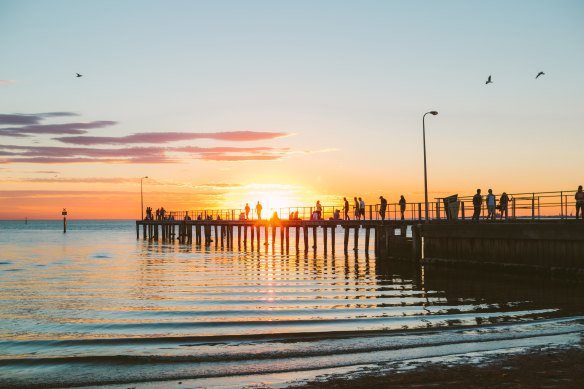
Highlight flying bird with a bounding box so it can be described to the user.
[485,75,492,84]
[76,73,83,78]
[536,71,545,79]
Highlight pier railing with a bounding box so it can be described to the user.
[154,190,580,222]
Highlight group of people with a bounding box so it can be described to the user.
[145,206,174,221]
[471,189,511,221]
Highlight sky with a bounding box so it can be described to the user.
[1,0,583,219]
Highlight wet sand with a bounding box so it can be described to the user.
[290,343,584,388]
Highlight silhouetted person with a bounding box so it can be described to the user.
[499,192,511,220]
[333,209,340,220]
[156,208,160,220]
[256,201,263,220]
[245,203,250,220]
[379,196,387,221]
[184,211,191,221]
[354,197,359,219]
[486,189,496,221]
[472,189,482,221]
[270,211,280,224]
[343,197,350,220]
[315,200,322,220]
[359,197,365,220]
[399,195,406,220]
[576,185,584,220]
[294,210,299,220]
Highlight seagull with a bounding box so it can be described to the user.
[485,75,492,84]
[76,73,83,78]
[536,71,545,79]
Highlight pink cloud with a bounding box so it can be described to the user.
[0,80,16,86]
[53,131,290,145]
[0,121,116,137]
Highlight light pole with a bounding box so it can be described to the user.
[423,111,438,222]
[141,176,148,220]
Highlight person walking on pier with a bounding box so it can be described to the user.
[256,201,263,220]
[343,197,350,220]
[499,192,511,220]
[399,195,406,220]
[486,189,496,221]
[354,197,359,219]
[379,196,387,221]
[245,203,250,220]
[576,185,584,220]
[315,200,322,220]
[472,189,482,221]
[359,197,366,220]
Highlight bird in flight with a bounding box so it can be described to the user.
[536,71,545,79]
[76,73,83,78]
[485,75,492,84]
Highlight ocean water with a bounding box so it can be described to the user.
[0,220,583,388]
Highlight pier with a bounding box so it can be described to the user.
[136,189,584,275]
[136,219,412,257]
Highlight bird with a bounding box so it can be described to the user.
[536,71,545,79]
[485,75,492,84]
[76,73,83,78]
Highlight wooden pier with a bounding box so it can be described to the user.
[136,219,413,256]
[137,218,584,277]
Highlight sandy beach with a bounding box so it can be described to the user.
[290,343,584,388]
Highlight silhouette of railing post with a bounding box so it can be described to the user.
[418,203,422,221]
[532,193,535,221]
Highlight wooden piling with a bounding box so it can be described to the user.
[323,227,328,252]
[264,224,268,246]
[331,226,335,252]
[272,224,276,246]
[365,227,370,252]
[295,226,300,250]
[303,226,309,251]
[344,227,349,251]
[312,226,317,249]
[353,227,359,250]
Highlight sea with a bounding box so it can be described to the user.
[0,220,583,388]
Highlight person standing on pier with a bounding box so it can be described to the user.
[184,211,191,221]
[499,192,511,220]
[256,201,263,220]
[359,197,366,220]
[379,196,387,221]
[472,189,482,221]
[399,195,406,220]
[315,200,322,220]
[343,197,350,220]
[354,197,359,219]
[245,203,250,220]
[576,185,584,220]
[486,189,496,221]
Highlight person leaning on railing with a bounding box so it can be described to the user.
[498,192,511,220]
[576,185,584,220]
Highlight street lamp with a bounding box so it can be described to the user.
[423,111,438,222]
[141,176,148,220]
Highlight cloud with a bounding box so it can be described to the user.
[0,144,293,164]
[0,112,78,125]
[0,177,141,184]
[0,80,16,86]
[0,121,117,137]
[54,131,290,145]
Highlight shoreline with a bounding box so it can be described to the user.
[288,342,584,388]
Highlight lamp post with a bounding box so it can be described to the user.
[141,176,148,220]
[423,111,438,222]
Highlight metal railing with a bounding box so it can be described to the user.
[146,189,581,222]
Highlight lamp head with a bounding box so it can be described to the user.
[430,111,438,115]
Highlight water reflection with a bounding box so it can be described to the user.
[1,221,583,388]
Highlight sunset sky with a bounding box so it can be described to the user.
[1,0,583,219]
